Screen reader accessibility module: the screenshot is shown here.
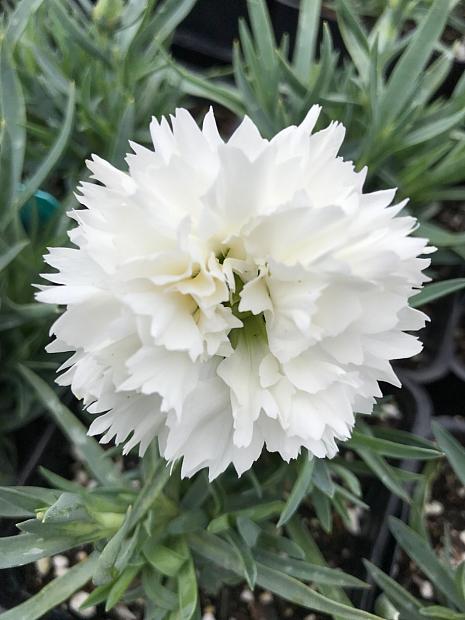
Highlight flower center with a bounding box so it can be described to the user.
[224,272,268,350]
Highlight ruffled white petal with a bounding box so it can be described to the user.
[38,107,433,479]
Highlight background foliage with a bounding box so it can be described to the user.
[0,0,465,618]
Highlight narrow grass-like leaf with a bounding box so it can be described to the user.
[300,22,335,111]
[456,561,465,603]
[233,43,274,136]
[419,606,465,619]
[94,509,131,586]
[336,0,370,77]
[4,0,45,48]
[175,67,245,117]
[255,549,369,589]
[18,365,122,488]
[355,449,409,502]
[410,279,465,308]
[370,427,441,452]
[364,560,424,620]
[417,223,465,248]
[313,459,335,497]
[0,40,26,210]
[0,240,29,272]
[374,593,400,620]
[142,566,178,610]
[286,518,353,609]
[226,530,257,589]
[39,467,83,493]
[328,463,362,496]
[109,97,134,167]
[277,51,307,97]
[15,82,75,211]
[150,0,197,45]
[176,551,198,620]
[415,52,453,106]
[378,2,448,125]
[256,564,382,619]
[0,554,97,620]
[208,500,284,534]
[51,1,111,66]
[190,531,375,618]
[293,0,321,81]
[246,0,277,78]
[278,455,314,527]
[126,460,171,530]
[432,422,465,488]
[188,531,243,575]
[312,488,332,533]
[403,108,465,148]
[348,430,442,460]
[237,515,260,547]
[167,509,207,535]
[0,121,14,215]
[106,565,140,611]
[79,581,113,610]
[0,532,87,568]
[334,484,368,510]
[143,542,187,577]
[0,486,60,517]
[256,529,305,560]
[389,517,462,608]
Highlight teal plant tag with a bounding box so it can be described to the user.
[21,190,61,229]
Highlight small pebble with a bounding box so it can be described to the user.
[36,556,51,577]
[52,554,69,577]
[459,531,465,546]
[304,615,317,620]
[458,487,465,498]
[76,550,88,562]
[283,607,294,617]
[456,39,465,62]
[202,613,216,620]
[425,501,444,516]
[240,589,254,603]
[419,579,434,600]
[382,403,400,418]
[75,469,89,485]
[69,591,96,618]
[347,506,363,535]
[113,605,137,620]
[259,591,273,604]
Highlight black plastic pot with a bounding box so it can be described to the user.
[399,294,457,385]
[417,292,465,417]
[332,373,435,613]
[0,421,75,618]
[437,58,465,99]
[357,378,434,611]
[172,0,344,69]
[388,414,465,600]
[271,0,345,59]
[173,0,249,66]
[450,293,465,382]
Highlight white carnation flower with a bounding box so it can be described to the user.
[37,106,433,479]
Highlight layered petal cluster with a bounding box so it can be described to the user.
[38,106,432,479]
